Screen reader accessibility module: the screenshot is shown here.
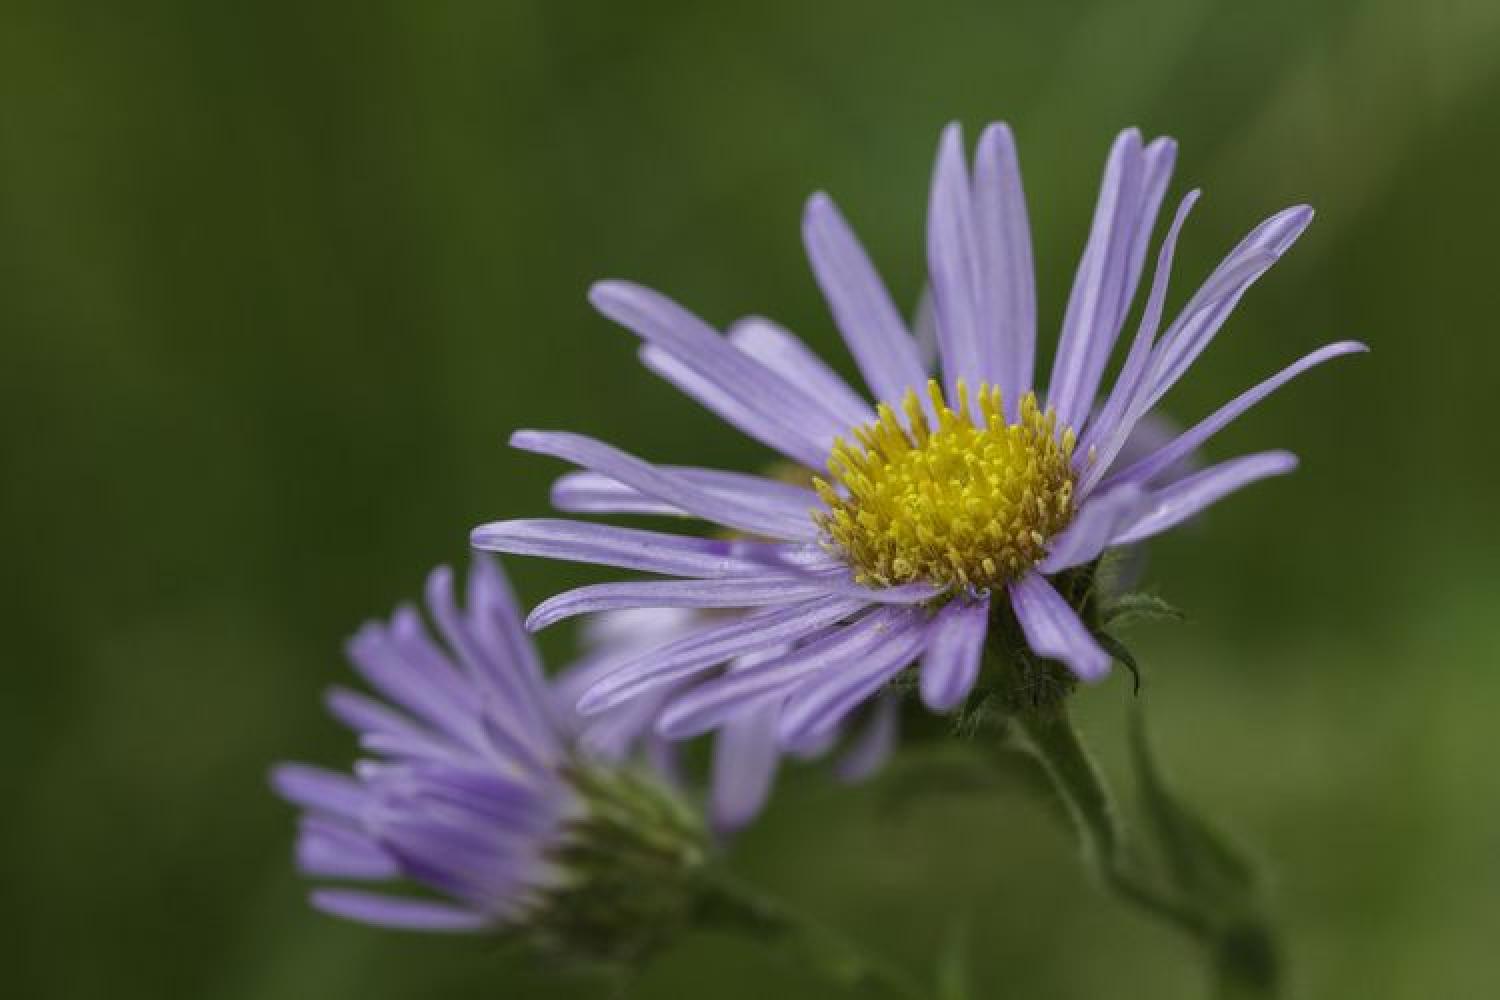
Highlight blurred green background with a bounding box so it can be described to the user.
[3,1,1497,997]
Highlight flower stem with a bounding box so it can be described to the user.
[696,868,928,998]
[1012,704,1278,998]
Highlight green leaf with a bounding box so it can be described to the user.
[1093,630,1142,694]
[1103,591,1186,629]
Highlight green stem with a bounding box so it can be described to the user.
[1012,705,1278,998]
[696,868,928,999]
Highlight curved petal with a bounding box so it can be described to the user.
[525,574,842,632]
[1138,205,1315,414]
[1102,340,1368,489]
[1008,573,1111,681]
[918,595,990,712]
[802,192,928,405]
[1113,450,1299,547]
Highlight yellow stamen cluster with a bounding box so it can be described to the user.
[813,380,1077,590]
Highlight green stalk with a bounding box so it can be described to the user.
[1012,704,1278,998]
[696,868,928,999]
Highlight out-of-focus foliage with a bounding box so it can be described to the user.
[2,1,1497,996]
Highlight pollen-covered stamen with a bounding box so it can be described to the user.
[813,380,1077,590]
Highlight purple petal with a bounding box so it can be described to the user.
[578,594,868,713]
[1102,340,1368,490]
[709,700,782,833]
[472,519,795,578]
[324,686,438,748]
[1078,190,1201,492]
[295,817,399,879]
[926,123,988,393]
[1048,129,1146,430]
[271,764,369,820]
[549,465,822,521]
[728,316,874,429]
[833,691,900,782]
[972,123,1036,413]
[777,616,931,744]
[464,556,556,731]
[802,192,929,405]
[1138,205,1315,414]
[1038,484,1152,573]
[511,429,817,541]
[549,470,685,516]
[1008,573,1111,681]
[526,574,846,632]
[1113,450,1299,546]
[591,280,850,447]
[657,608,912,739]
[310,889,491,932]
[918,596,990,712]
[640,344,831,469]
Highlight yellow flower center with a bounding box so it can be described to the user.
[813,380,1077,590]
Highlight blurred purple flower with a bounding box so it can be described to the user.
[270,557,705,933]
[474,122,1365,751]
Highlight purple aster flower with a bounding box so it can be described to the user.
[269,557,710,955]
[474,122,1365,750]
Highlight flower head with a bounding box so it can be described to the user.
[270,557,710,960]
[475,122,1365,750]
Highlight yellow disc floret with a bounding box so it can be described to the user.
[813,380,1077,591]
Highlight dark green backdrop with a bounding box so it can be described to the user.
[4,1,1497,997]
